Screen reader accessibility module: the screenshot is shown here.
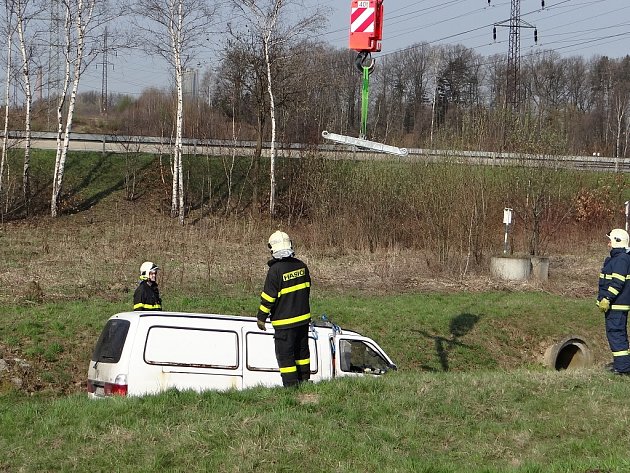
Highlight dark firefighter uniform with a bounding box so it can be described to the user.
[257,257,311,386]
[133,280,162,311]
[598,247,630,373]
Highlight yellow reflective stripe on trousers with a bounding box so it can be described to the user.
[296,358,310,366]
[612,305,630,311]
[279,366,297,373]
[272,313,311,327]
[258,305,271,314]
[612,350,630,357]
[134,303,161,310]
[278,282,310,298]
[261,292,276,303]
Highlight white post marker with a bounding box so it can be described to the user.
[503,208,513,255]
[625,201,629,232]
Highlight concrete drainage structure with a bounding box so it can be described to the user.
[490,256,530,281]
[490,256,550,281]
[544,336,594,370]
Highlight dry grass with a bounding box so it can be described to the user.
[0,151,618,305]
[0,189,604,304]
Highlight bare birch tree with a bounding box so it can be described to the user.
[50,0,118,217]
[130,0,219,225]
[50,3,72,217]
[229,0,324,216]
[1,0,16,198]
[611,59,630,159]
[13,0,46,209]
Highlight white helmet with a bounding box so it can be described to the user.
[140,261,159,279]
[268,231,293,254]
[607,229,629,248]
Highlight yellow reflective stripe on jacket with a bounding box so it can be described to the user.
[612,273,626,282]
[278,282,311,298]
[261,292,276,303]
[608,287,620,296]
[272,313,311,326]
[296,358,310,366]
[599,273,605,279]
[279,366,297,373]
[133,303,161,310]
[613,350,630,357]
[612,305,630,311]
[259,305,271,314]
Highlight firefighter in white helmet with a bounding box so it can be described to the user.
[598,229,630,374]
[133,261,162,311]
[256,231,312,387]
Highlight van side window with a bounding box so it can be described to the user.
[144,326,239,369]
[339,339,391,374]
[92,319,130,363]
[246,332,318,373]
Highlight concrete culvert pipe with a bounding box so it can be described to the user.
[544,336,594,370]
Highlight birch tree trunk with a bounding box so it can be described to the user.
[15,3,32,207]
[51,0,96,217]
[263,26,277,216]
[1,11,13,197]
[615,101,624,159]
[51,62,70,217]
[131,0,218,224]
[613,92,629,159]
[170,0,185,224]
[230,0,323,217]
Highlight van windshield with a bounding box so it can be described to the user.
[92,319,130,363]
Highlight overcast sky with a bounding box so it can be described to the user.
[79,0,630,97]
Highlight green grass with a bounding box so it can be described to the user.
[1,370,630,472]
[0,291,608,396]
[0,292,612,472]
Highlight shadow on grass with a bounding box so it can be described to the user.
[63,153,154,213]
[0,152,158,219]
[186,159,254,224]
[413,312,481,372]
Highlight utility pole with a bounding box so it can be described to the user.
[97,27,117,116]
[36,66,43,102]
[491,0,539,111]
[100,27,108,115]
[97,27,116,116]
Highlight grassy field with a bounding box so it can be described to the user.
[0,292,622,472]
[0,291,608,396]
[2,368,630,472]
[0,149,626,471]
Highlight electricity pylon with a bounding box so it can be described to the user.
[492,0,539,110]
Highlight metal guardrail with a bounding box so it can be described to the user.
[2,130,629,172]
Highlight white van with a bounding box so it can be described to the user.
[87,312,397,397]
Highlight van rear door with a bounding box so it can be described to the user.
[87,318,132,397]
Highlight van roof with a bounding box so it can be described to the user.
[112,311,258,323]
[108,312,362,337]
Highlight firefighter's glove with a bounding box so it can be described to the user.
[257,319,267,331]
[598,298,611,313]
